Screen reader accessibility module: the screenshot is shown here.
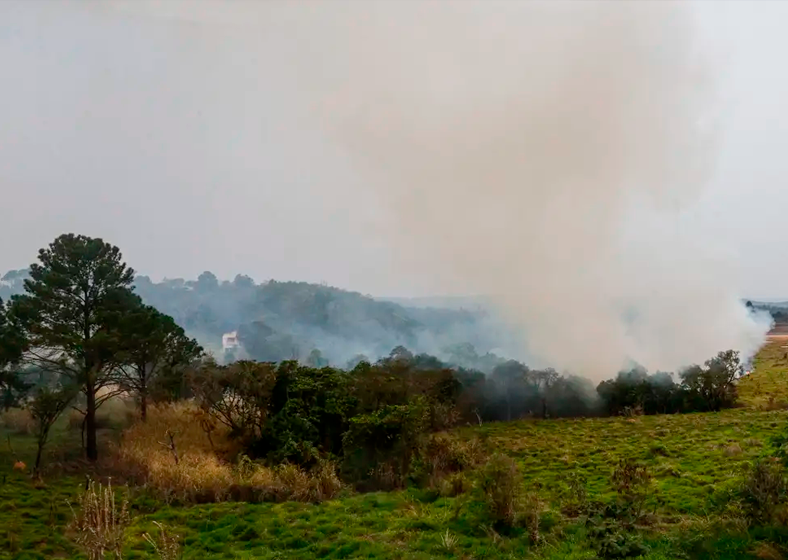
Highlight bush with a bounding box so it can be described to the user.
[114,402,342,504]
[478,453,522,528]
[559,472,588,517]
[741,459,788,525]
[611,458,654,522]
[410,433,488,490]
[342,400,429,490]
[438,472,472,497]
[584,458,654,559]
[585,511,648,560]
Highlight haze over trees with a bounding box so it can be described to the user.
[0,233,755,560]
[4,267,515,369]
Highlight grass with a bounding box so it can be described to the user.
[740,339,788,409]
[3,342,788,558]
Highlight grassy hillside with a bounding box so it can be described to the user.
[2,342,788,559]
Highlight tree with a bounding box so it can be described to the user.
[11,234,136,461]
[306,349,329,368]
[681,350,741,412]
[117,302,202,420]
[0,298,28,410]
[346,354,370,370]
[196,271,219,292]
[531,368,559,419]
[491,360,529,421]
[29,384,77,474]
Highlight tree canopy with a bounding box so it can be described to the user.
[10,234,138,460]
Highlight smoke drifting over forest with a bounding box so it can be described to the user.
[105,1,769,378]
[274,1,768,378]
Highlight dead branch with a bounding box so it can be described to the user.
[158,430,179,465]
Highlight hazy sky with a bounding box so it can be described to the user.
[1,0,787,299]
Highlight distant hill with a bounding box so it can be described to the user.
[1,268,511,368]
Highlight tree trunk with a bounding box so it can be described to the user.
[85,385,98,462]
[139,365,148,422]
[34,441,44,474]
[541,397,548,420]
[140,390,147,422]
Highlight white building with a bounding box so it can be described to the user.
[222,331,239,351]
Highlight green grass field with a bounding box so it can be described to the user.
[3,344,788,559]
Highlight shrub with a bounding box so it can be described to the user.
[741,459,788,525]
[559,472,588,517]
[309,459,344,502]
[585,511,648,560]
[411,433,488,490]
[585,458,654,559]
[114,403,342,504]
[611,458,653,522]
[478,453,522,528]
[67,478,130,560]
[342,400,429,490]
[439,472,472,497]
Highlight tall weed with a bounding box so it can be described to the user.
[67,478,130,560]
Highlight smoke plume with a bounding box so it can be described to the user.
[281,1,769,378]
[105,1,770,378]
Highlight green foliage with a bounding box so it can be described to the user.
[0,298,28,410]
[598,351,743,417]
[116,303,202,420]
[343,400,429,490]
[191,359,355,465]
[10,234,137,461]
[584,459,654,559]
[262,363,354,464]
[682,350,742,412]
[29,384,77,472]
[478,453,523,528]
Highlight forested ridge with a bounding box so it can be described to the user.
[2,268,506,368]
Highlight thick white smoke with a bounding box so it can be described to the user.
[282,1,769,378]
[105,1,770,378]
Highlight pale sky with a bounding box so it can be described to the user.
[1,0,787,299]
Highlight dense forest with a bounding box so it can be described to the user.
[2,268,514,369]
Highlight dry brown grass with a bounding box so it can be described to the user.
[114,402,235,502]
[114,402,343,504]
[1,407,35,435]
[67,478,130,560]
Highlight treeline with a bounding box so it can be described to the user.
[0,234,744,480]
[597,351,742,416]
[180,344,741,489]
